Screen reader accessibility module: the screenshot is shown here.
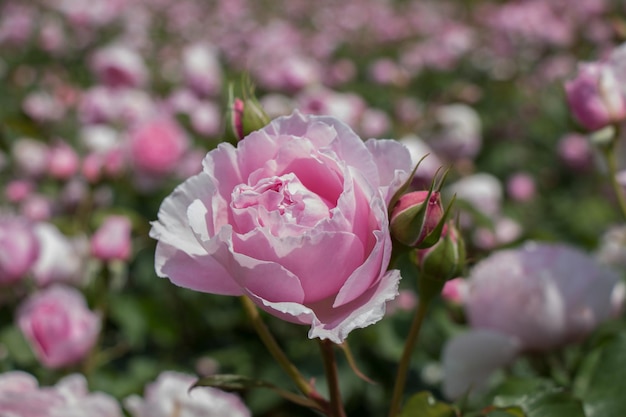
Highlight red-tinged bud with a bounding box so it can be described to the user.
[390,190,444,248]
[416,222,466,303]
[227,81,270,141]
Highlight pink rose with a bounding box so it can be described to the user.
[442,242,624,399]
[0,216,40,285]
[151,111,412,342]
[565,62,626,131]
[90,215,132,261]
[17,285,101,368]
[124,371,250,417]
[0,371,122,417]
[127,117,189,176]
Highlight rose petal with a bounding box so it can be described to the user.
[155,241,242,296]
[365,138,412,203]
[233,229,365,303]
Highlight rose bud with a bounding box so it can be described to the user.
[565,62,626,131]
[416,222,465,303]
[90,215,132,262]
[390,190,445,248]
[226,84,270,141]
[17,285,101,368]
[0,216,40,285]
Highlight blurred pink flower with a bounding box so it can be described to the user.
[506,172,536,202]
[126,117,189,176]
[429,104,482,161]
[17,285,101,368]
[12,138,49,178]
[557,133,593,170]
[441,277,468,305]
[47,140,80,180]
[90,215,132,262]
[151,111,412,343]
[124,371,250,417]
[90,44,148,88]
[565,62,626,131]
[182,43,223,97]
[0,371,122,417]
[31,222,86,287]
[0,216,40,285]
[442,242,624,399]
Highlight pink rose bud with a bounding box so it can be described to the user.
[5,180,34,203]
[416,222,466,302]
[90,215,132,261]
[390,191,444,248]
[124,371,251,417]
[565,62,626,131]
[12,138,49,178]
[227,85,271,141]
[48,140,80,180]
[0,216,40,285]
[506,172,536,202]
[17,285,101,368]
[127,117,189,176]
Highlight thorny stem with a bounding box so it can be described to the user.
[319,339,347,417]
[388,299,430,417]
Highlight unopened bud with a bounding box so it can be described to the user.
[390,190,445,248]
[416,222,466,303]
[227,83,270,141]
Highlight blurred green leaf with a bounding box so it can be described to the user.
[0,325,35,366]
[494,387,585,417]
[398,391,456,417]
[574,331,626,417]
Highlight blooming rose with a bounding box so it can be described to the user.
[0,215,40,285]
[17,285,101,368]
[90,215,132,261]
[124,371,250,417]
[151,111,412,343]
[442,242,624,399]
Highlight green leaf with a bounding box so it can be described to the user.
[574,331,626,417]
[398,391,456,417]
[192,374,324,412]
[495,387,585,417]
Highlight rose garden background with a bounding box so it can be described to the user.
[1,0,626,416]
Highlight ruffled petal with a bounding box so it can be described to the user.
[308,269,401,343]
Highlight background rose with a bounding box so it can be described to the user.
[0,371,122,417]
[151,111,412,343]
[124,371,250,417]
[17,285,101,368]
[441,242,624,399]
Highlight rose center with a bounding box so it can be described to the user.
[231,173,332,234]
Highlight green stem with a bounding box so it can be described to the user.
[604,134,626,220]
[388,299,430,417]
[239,297,323,404]
[319,340,347,417]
